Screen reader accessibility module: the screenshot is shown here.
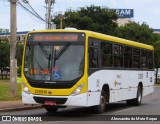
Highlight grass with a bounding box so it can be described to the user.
[0,80,21,101]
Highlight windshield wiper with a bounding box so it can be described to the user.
[31,46,50,80]
[55,44,70,60]
[39,44,51,69]
[53,44,70,68]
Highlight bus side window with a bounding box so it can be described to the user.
[133,48,140,68]
[89,46,98,68]
[148,51,154,69]
[141,50,147,69]
[101,42,112,67]
[113,45,123,67]
[124,46,132,68]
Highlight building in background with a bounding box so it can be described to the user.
[0,31,28,43]
[0,28,9,33]
[112,9,134,26]
[153,29,160,35]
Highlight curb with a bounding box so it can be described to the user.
[0,105,42,112]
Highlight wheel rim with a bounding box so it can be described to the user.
[100,95,106,111]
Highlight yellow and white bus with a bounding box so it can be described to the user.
[21,30,154,113]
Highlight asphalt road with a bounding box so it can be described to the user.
[0,87,160,124]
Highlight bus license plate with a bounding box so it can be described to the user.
[44,101,56,106]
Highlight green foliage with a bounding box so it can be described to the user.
[17,66,22,76]
[115,22,159,45]
[0,38,10,80]
[16,44,23,67]
[16,44,23,76]
[53,5,118,35]
[154,40,160,83]
[154,41,160,67]
[0,39,24,79]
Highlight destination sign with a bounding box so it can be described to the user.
[33,34,78,41]
[27,33,85,42]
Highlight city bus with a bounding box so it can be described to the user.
[21,30,154,113]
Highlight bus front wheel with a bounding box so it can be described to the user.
[93,90,106,113]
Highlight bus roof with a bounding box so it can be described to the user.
[28,29,154,50]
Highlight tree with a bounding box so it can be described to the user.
[53,5,118,35]
[16,44,23,76]
[115,22,159,45]
[0,38,10,80]
[153,40,160,83]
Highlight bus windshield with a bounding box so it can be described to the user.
[24,44,84,81]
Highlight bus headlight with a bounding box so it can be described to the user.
[22,82,31,94]
[71,84,84,96]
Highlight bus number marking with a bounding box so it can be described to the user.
[35,90,48,95]
[138,73,143,79]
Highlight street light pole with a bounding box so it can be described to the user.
[47,0,52,29]
[10,0,17,96]
[45,0,55,29]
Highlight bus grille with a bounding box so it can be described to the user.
[33,97,67,104]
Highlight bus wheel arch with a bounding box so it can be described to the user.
[127,82,143,106]
[102,84,110,103]
[93,84,110,113]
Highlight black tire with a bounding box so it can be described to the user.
[45,107,58,113]
[127,86,142,106]
[126,99,133,105]
[93,90,106,114]
[134,86,142,106]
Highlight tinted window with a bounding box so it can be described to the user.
[148,51,153,69]
[113,45,123,67]
[133,48,140,68]
[124,46,132,68]
[89,38,99,68]
[141,50,147,69]
[101,42,112,67]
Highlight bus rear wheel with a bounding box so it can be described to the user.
[127,86,142,106]
[93,90,106,113]
[45,107,58,113]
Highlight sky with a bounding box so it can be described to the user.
[0,0,160,32]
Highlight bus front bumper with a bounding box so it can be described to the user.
[22,91,88,107]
